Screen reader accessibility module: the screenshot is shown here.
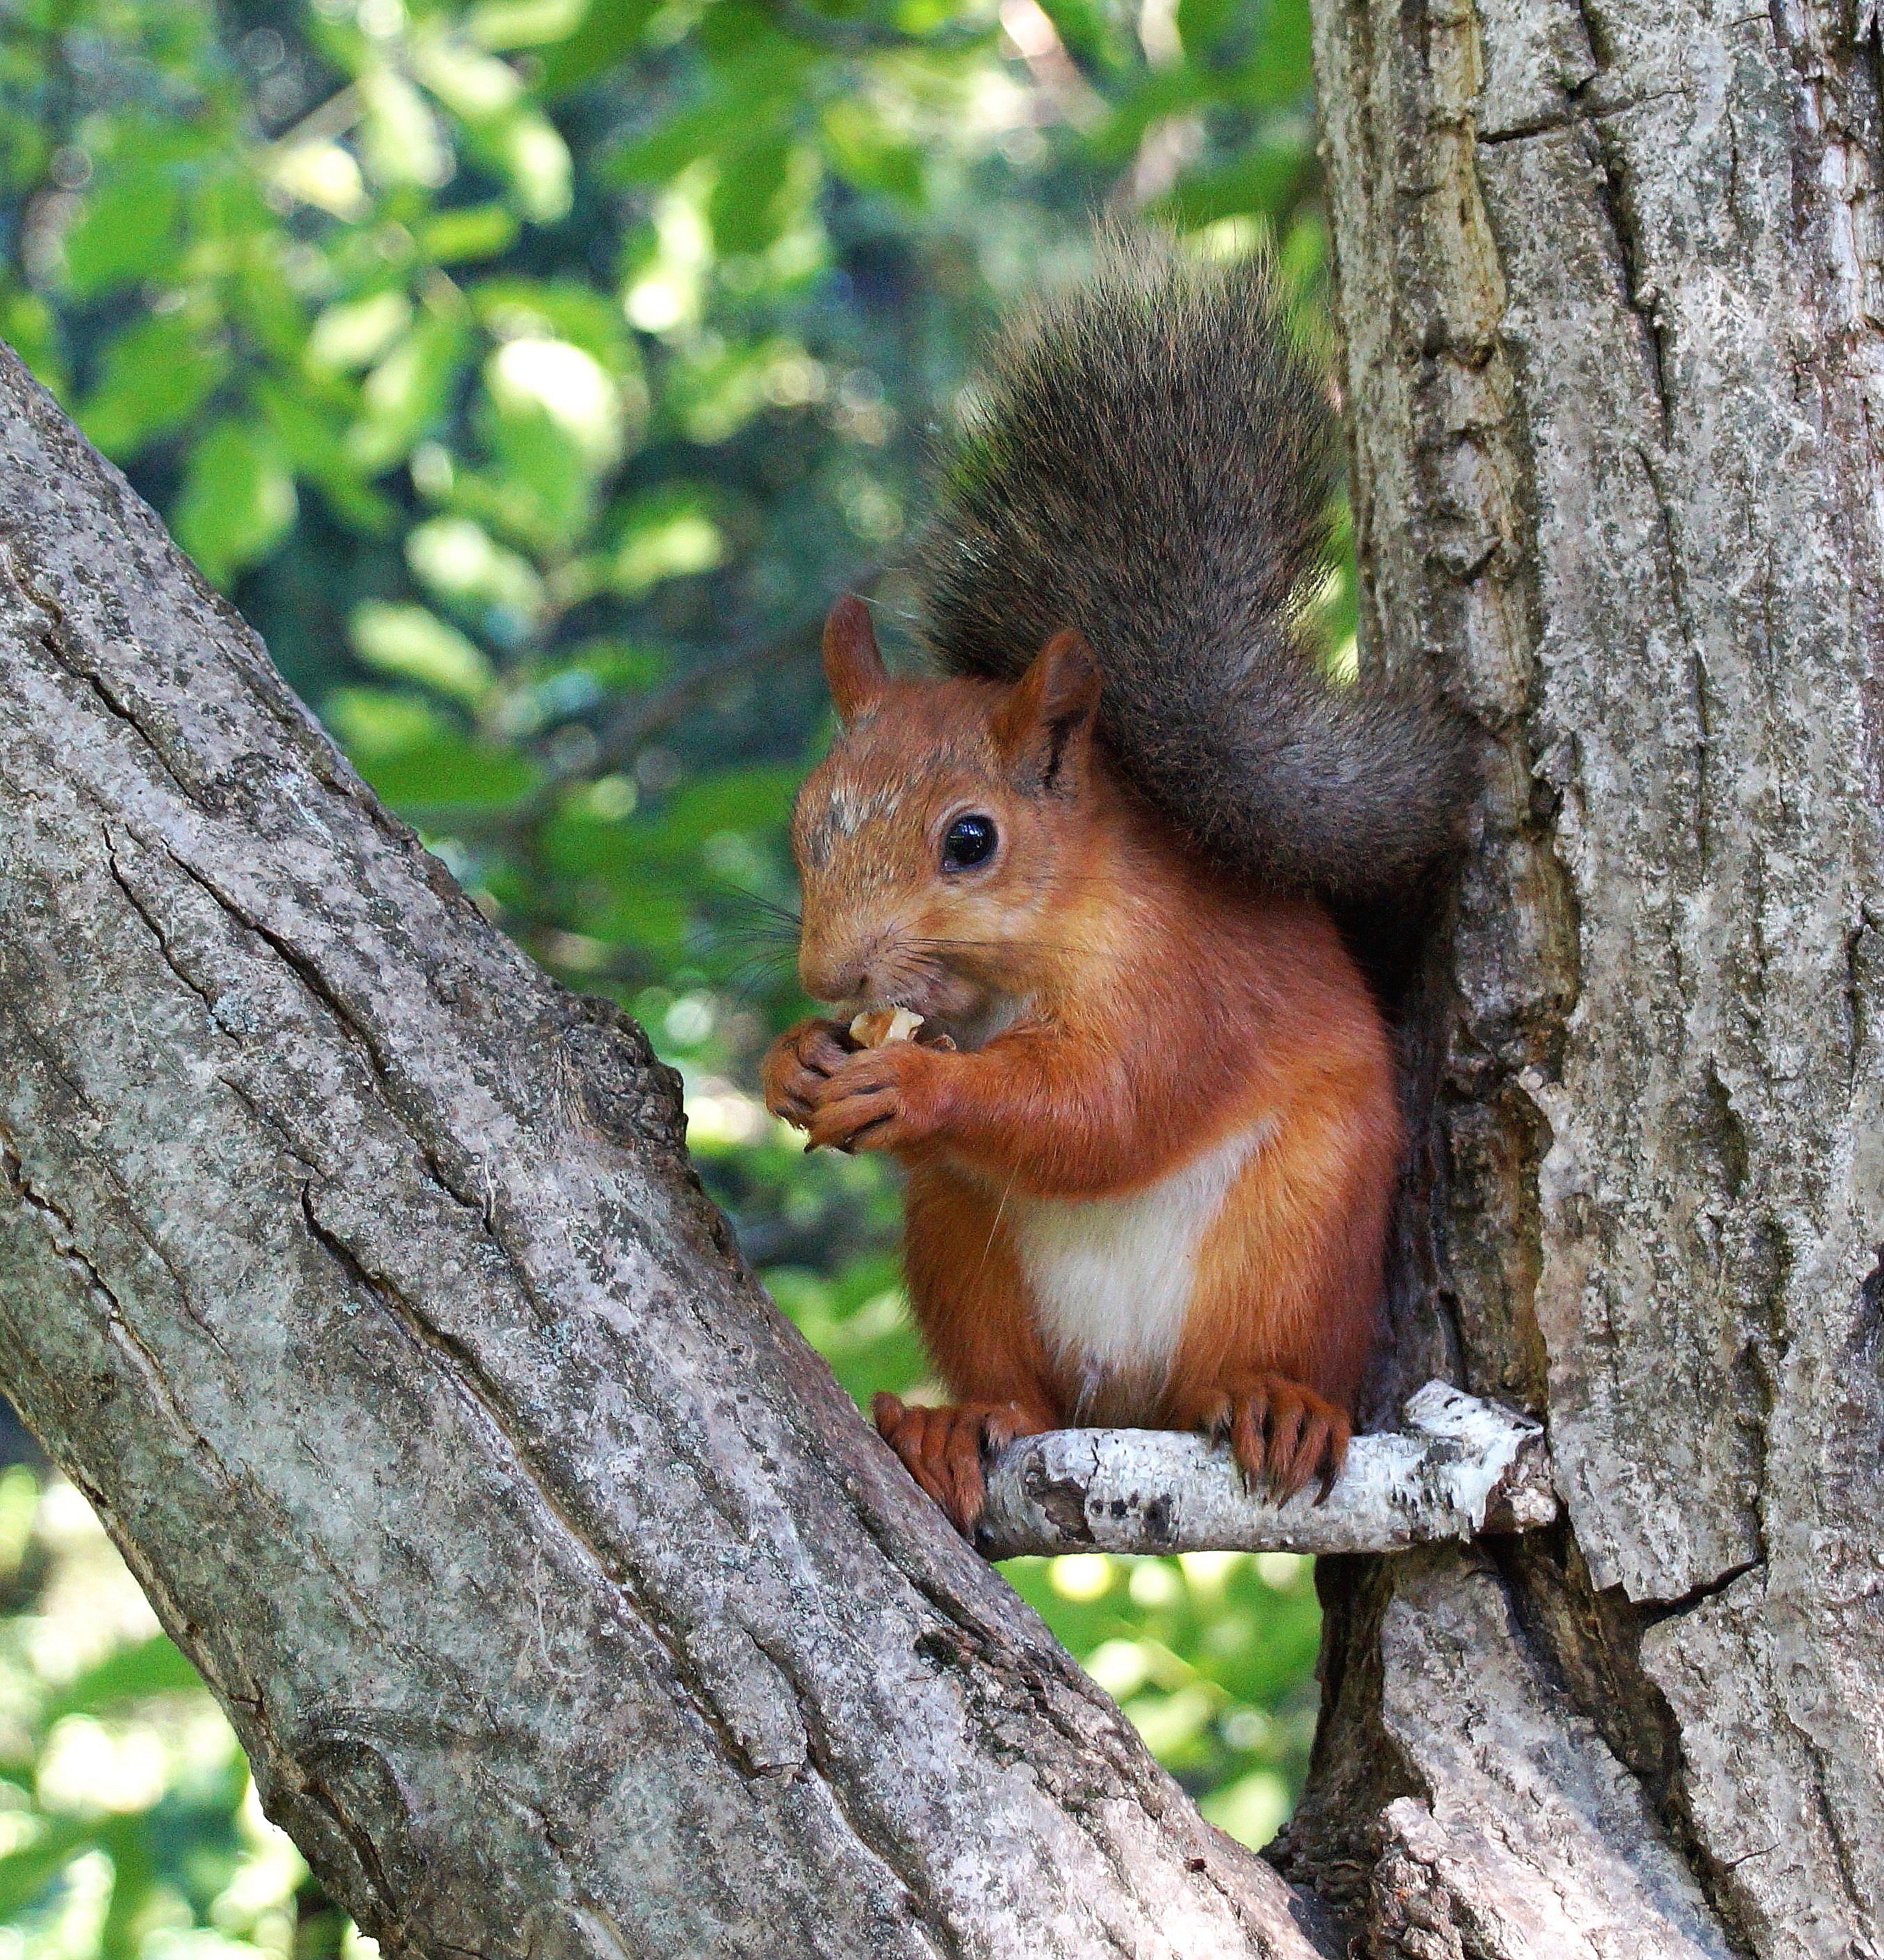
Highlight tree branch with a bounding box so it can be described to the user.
[977,1384,1556,1561]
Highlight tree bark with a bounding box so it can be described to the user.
[0,348,1331,1960]
[1298,0,1884,1954]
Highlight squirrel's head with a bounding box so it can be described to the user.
[790,596,1103,1035]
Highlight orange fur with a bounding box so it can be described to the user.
[762,606,1402,1532]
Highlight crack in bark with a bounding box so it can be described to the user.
[0,536,209,810]
[0,1129,226,1453]
[292,1180,799,1791]
[1476,83,1692,148]
[753,1632,961,1960]
[160,845,493,1222]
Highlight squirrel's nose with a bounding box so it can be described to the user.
[799,948,868,1004]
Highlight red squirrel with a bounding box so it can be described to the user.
[760,240,1473,1536]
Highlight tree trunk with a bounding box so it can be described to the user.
[1297,0,1884,1954]
[7,1,1882,1947]
[0,350,1330,1960]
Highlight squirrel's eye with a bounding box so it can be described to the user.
[941,813,998,870]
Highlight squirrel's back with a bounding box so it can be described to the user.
[913,236,1474,901]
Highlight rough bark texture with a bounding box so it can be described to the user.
[1299,0,1884,1954]
[0,346,1334,1960]
[977,1383,1555,1560]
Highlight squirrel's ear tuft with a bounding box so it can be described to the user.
[995,628,1102,793]
[822,596,888,723]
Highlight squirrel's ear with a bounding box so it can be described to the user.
[822,596,888,723]
[996,629,1101,794]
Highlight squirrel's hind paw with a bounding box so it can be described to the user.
[871,1394,1045,1537]
[1180,1374,1350,1504]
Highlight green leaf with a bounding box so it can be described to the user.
[38,1635,204,1728]
[420,202,520,262]
[1153,137,1309,228]
[643,765,800,852]
[609,101,754,186]
[62,162,183,298]
[255,377,394,532]
[0,1815,96,1922]
[1176,0,1240,56]
[173,418,297,587]
[820,102,925,207]
[536,0,666,95]
[79,312,228,459]
[1035,0,1119,67]
[470,279,632,374]
[328,685,536,807]
[355,734,538,809]
[95,1818,155,1960]
[1083,66,1215,164]
[350,601,495,703]
[610,488,724,593]
[1239,0,1314,105]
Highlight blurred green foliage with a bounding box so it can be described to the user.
[0,0,1335,1949]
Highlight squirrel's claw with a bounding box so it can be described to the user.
[1183,1373,1350,1505]
[801,1044,939,1154]
[760,1017,854,1131]
[872,1394,1041,1537]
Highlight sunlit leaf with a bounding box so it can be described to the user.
[358,67,453,189]
[410,34,525,119]
[349,314,468,472]
[272,140,370,218]
[610,488,724,593]
[468,0,589,49]
[407,516,544,623]
[309,291,414,374]
[420,202,520,261]
[351,600,495,703]
[491,111,574,223]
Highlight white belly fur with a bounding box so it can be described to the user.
[1010,1117,1273,1396]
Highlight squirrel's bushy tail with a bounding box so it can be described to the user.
[914,237,1475,900]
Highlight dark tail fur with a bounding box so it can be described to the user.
[913,237,1476,900]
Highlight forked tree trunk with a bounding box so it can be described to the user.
[1295,0,1884,1953]
[0,354,1328,1959]
[3,0,1880,1946]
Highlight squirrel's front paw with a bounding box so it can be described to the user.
[760,1017,854,1129]
[803,1043,945,1154]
